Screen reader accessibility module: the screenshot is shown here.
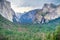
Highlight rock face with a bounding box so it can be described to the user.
[13,3,60,24]
[37,3,60,23]
[19,9,39,24]
[43,4,57,20]
[13,13,23,23]
[0,0,15,22]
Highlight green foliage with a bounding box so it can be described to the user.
[0,14,60,40]
[54,25,60,40]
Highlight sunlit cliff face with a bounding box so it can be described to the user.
[44,5,60,20]
[56,5,60,16]
[0,0,15,22]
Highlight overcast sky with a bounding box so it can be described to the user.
[7,0,60,13]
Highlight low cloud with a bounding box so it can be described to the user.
[7,0,60,13]
[11,5,39,13]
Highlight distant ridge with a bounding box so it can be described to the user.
[13,3,60,24]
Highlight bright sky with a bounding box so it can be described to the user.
[7,0,60,13]
[11,5,41,13]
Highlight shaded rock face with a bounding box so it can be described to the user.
[19,9,38,24]
[0,0,15,22]
[13,13,23,23]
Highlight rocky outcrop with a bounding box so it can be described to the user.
[36,3,60,23]
[0,0,15,22]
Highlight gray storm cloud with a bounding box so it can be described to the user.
[7,0,60,13]
[7,0,60,7]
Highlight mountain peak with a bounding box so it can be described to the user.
[0,0,15,22]
[13,3,60,24]
[43,3,57,8]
